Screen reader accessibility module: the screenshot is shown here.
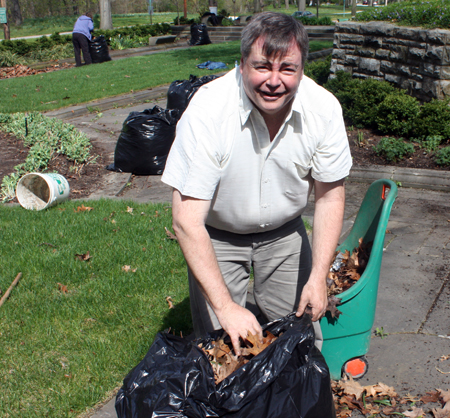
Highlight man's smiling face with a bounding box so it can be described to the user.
[240,36,303,121]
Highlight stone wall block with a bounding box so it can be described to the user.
[425,45,446,62]
[359,57,381,75]
[380,60,397,74]
[356,47,375,58]
[440,66,450,79]
[385,73,402,86]
[336,22,361,34]
[427,29,450,45]
[408,47,426,61]
[438,80,450,99]
[344,54,359,66]
[332,49,347,60]
[376,49,390,59]
[340,33,365,45]
[360,21,395,37]
[394,26,422,42]
[363,36,383,48]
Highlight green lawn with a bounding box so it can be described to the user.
[0,199,190,417]
[1,39,333,114]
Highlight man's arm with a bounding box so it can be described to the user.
[296,179,345,321]
[172,189,262,354]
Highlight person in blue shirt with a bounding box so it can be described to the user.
[72,12,94,67]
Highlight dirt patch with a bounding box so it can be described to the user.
[0,63,76,80]
[0,129,108,203]
[347,128,450,171]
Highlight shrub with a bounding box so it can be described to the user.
[419,135,443,153]
[376,92,420,136]
[348,78,397,129]
[434,146,450,166]
[0,50,25,67]
[374,137,415,163]
[414,98,450,139]
[324,71,361,121]
[295,16,333,25]
[304,55,331,86]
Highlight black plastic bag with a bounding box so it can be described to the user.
[166,74,220,114]
[189,23,211,46]
[106,106,180,175]
[115,313,336,418]
[89,35,111,64]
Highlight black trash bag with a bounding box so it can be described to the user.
[189,23,211,46]
[166,74,220,114]
[106,106,180,175]
[89,35,111,64]
[115,313,336,418]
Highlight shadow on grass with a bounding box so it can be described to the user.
[159,296,194,336]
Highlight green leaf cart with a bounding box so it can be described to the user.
[320,179,398,380]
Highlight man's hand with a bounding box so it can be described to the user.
[216,302,263,356]
[296,279,328,322]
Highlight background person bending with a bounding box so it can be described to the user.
[72,12,94,67]
[162,12,352,355]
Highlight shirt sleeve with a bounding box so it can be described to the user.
[310,97,352,183]
[161,101,222,200]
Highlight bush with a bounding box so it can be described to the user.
[355,0,450,29]
[295,16,333,25]
[414,98,450,139]
[374,137,415,163]
[0,50,25,67]
[376,92,420,136]
[348,78,397,129]
[304,55,331,86]
[419,135,443,153]
[324,71,361,120]
[434,146,450,166]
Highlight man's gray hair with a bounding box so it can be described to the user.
[241,12,309,69]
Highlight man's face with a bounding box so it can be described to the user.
[240,37,303,121]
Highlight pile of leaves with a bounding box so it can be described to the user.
[0,63,74,79]
[199,331,278,384]
[333,376,450,418]
[326,238,372,318]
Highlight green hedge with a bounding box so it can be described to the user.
[0,23,172,57]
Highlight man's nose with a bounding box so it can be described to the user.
[266,71,281,88]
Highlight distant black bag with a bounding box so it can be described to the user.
[106,106,180,175]
[115,313,336,418]
[89,35,111,64]
[189,23,211,46]
[166,74,220,114]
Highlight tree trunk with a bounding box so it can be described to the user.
[285,0,289,9]
[99,0,112,29]
[298,0,305,11]
[351,0,356,16]
[10,0,22,25]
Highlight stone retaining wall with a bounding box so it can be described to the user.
[330,21,450,102]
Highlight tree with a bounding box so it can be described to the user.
[8,0,22,25]
[99,0,112,29]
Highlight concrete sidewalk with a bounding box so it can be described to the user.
[43,88,450,418]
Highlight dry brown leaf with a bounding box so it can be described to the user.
[341,376,366,400]
[126,206,133,214]
[75,251,91,261]
[431,408,450,418]
[421,391,441,403]
[403,407,426,418]
[74,204,93,212]
[371,382,398,398]
[165,296,174,309]
[57,283,68,294]
[439,389,450,404]
[165,227,178,240]
[122,265,137,273]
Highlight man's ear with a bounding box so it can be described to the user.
[239,57,244,73]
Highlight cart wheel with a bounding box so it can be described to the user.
[342,356,369,379]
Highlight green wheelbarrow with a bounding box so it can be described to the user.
[320,179,398,381]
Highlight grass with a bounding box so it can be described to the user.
[0,198,191,417]
[0,39,333,114]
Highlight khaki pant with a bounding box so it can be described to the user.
[188,216,323,350]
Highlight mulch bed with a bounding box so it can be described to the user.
[0,63,75,79]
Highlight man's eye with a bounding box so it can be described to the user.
[281,68,296,74]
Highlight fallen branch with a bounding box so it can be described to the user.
[0,273,22,307]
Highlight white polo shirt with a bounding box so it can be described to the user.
[161,68,352,234]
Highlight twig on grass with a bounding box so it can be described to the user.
[0,272,23,308]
